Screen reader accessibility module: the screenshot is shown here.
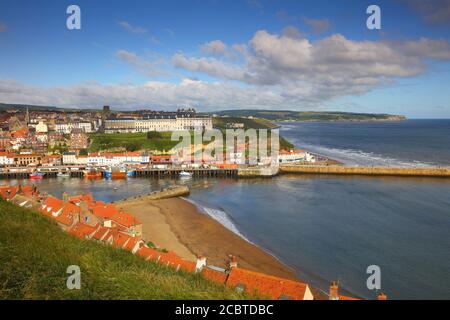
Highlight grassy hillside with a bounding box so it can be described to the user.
[89,132,181,153]
[213,116,294,150]
[213,116,279,130]
[214,110,406,122]
[0,200,246,299]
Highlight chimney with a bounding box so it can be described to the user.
[195,257,207,273]
[62,192,69,203]
[329,281,339,300]
[377,292,387,300]
[229,255,238,269]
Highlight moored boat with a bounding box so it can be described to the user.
[57,172,70,178]
[104,166,128,179]
[179,171,193,177]
[84,169,102,179]
[29,172,45,180]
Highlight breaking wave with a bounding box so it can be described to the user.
[297,143,436,168]
[182,197,251,242]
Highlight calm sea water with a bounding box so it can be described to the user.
[5,120,450,299]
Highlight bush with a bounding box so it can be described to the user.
[147,131,163,139]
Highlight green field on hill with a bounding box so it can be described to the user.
[89,116,294,153]
[0,200,246,299]
[89,132,181,152]
[213,110,406,122]
[213,117,294,150]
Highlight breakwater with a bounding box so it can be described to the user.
[279,165,450,177]
[114,185,190,202]
[237,166,279,178]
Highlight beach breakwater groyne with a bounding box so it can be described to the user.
[114,186,190,202]
[279,165,450,178]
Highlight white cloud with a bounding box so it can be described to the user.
[116,50,165,77]
[172,30,450,103]
[117,21,147,34]
[2,29,450,111]
[172,53,246,81]
[201,40,228,55]
[0,79,285,111]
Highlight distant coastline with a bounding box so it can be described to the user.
[213,110,406,123]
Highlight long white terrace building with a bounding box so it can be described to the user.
[104,109,212,133]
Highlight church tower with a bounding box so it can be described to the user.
[25,107,30,125]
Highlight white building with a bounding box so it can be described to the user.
[74,155,88,165]
[88,152,150,166]
[277,149,316,164]
[104,110,213,133]
[35,121,48,133]
[0,152,15,166]
[62,152,77,165]
[56,122,93,134]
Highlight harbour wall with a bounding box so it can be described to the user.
[114,185,190,203]
[237,166,279,178]
[279,165,450,177]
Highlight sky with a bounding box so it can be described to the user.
[0,0,450,118]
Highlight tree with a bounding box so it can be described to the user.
[125,141,141,152]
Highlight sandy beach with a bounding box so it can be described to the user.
[114,194,326,299]
[114,196,298,280]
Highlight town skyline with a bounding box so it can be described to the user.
[0,0,450,118]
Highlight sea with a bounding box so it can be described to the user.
[5,119,450,299]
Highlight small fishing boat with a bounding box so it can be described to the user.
[111,171,127,179]
[85,169,102,179]
[105,165,128,179]
[57,172,70,178]
[29,172,45,180]
[179,171,193,177]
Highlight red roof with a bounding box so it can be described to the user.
[113,232,133,248]
[226,268,312,300]
[0,185,19,200]
[20,185,35,197]
[68,193,94,204]
[41,196,64,215]
[339,295,361,301]
[55,203,80,226]
[136,247,196,272]
[91,226,113,242]
[123,236,140,251]
[110,211,141,227]
[68,222,98,239]
[202,267,228,284]
[279,149,306,155]
[10,128,28,138]
[92,204,119,219]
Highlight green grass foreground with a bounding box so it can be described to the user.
[0,200,246,300]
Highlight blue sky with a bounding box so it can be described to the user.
[0,0,450,117]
